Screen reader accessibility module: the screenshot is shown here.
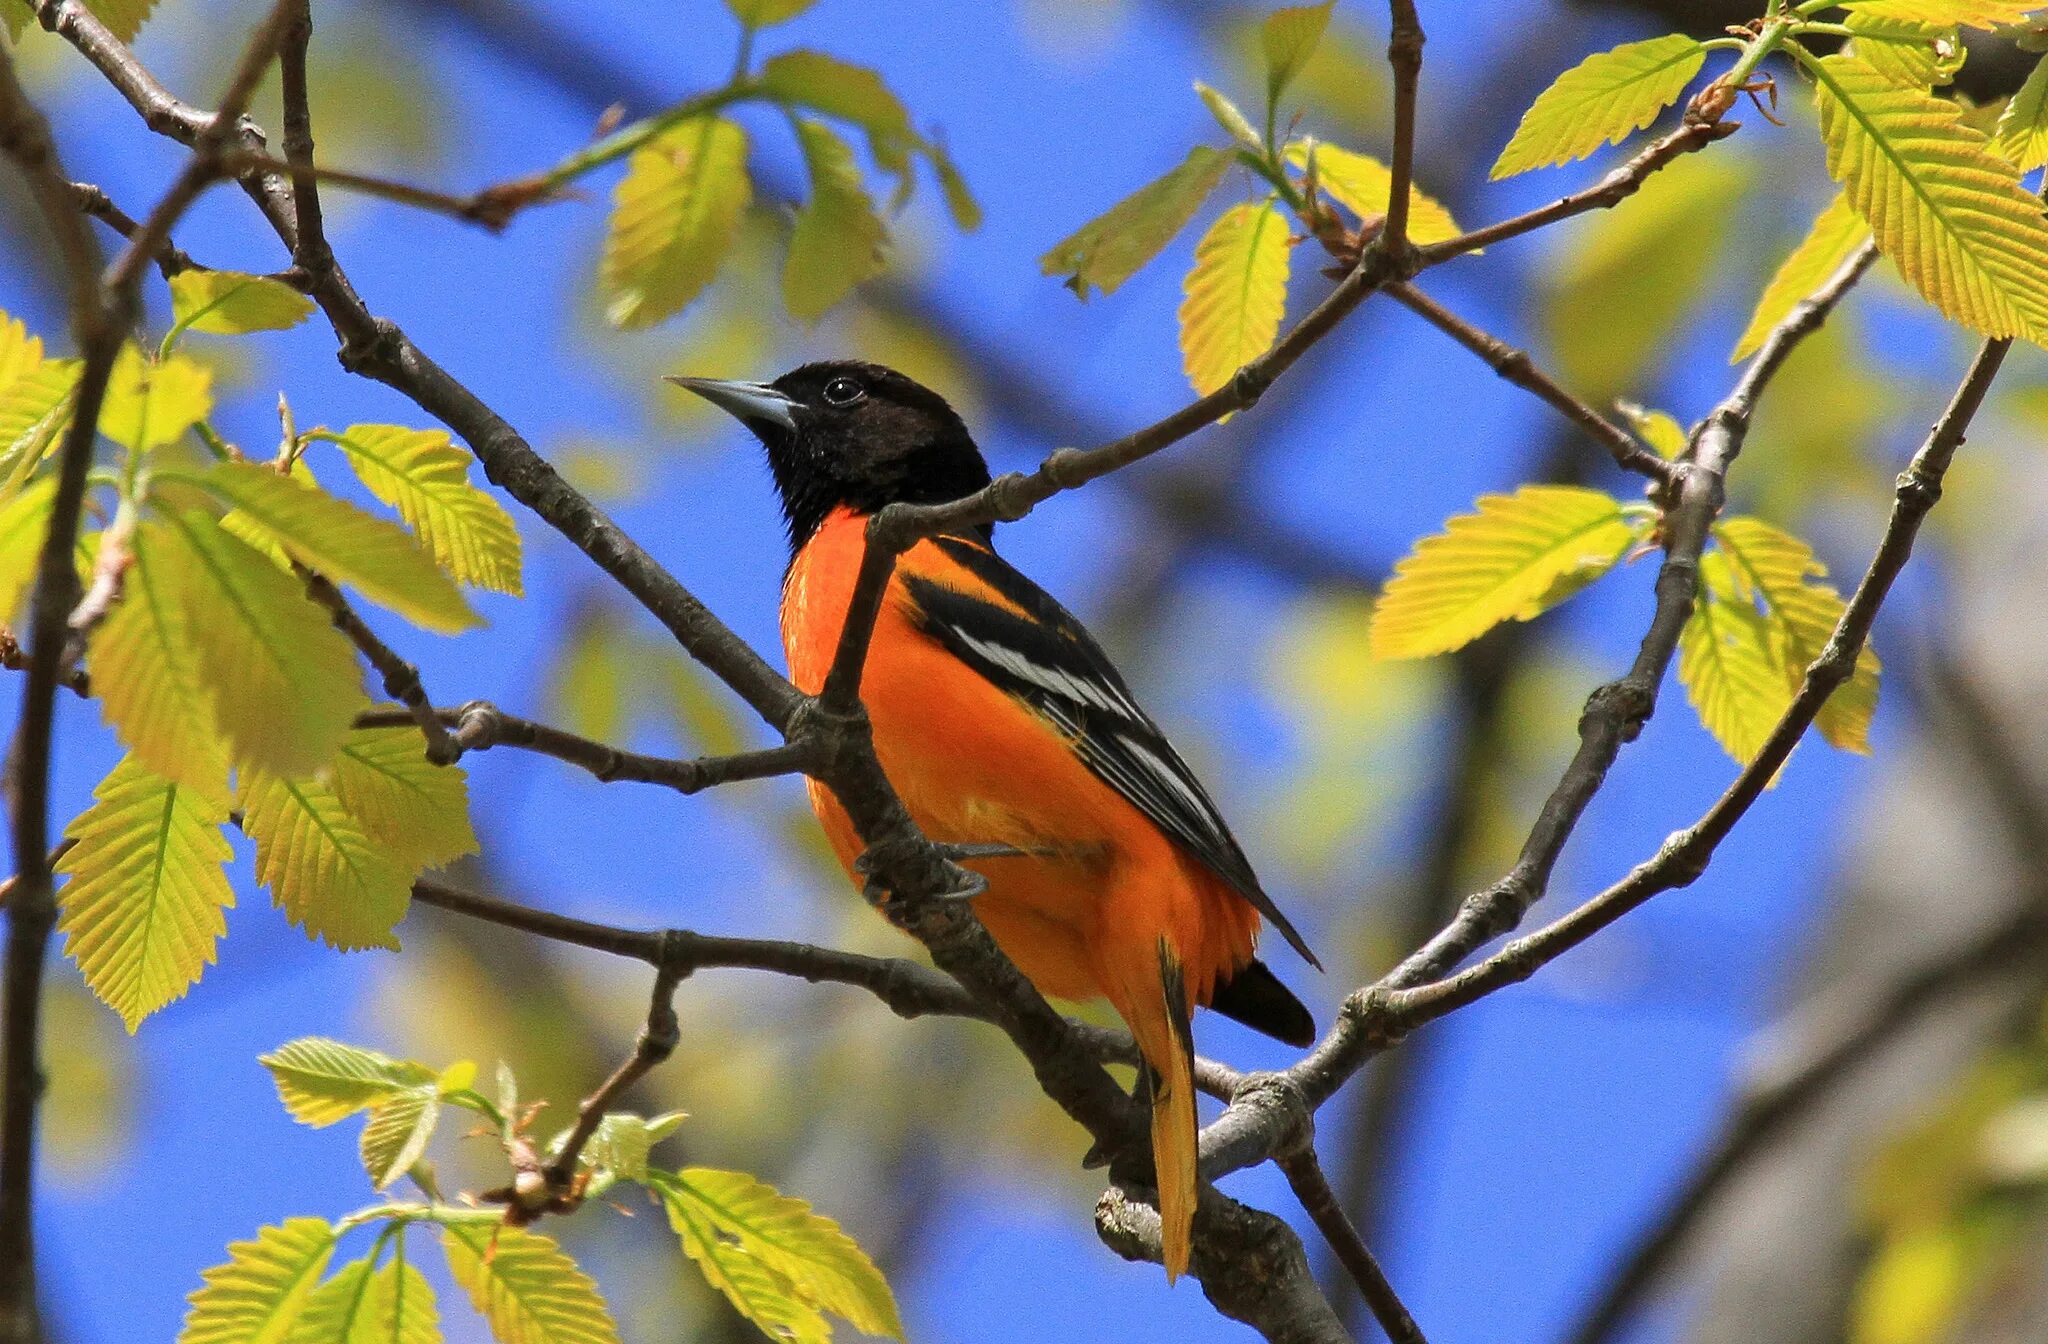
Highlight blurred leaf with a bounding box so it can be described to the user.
[1196,81,1263,152]
[1811,52,2048,342]
[332,727,478,872]
[760,50,916,173]
[600,117,751,330]
[566,1110,687,1184]
[1178,200,1291,399]
[544,604,631,744]
[179,1218,338,1344]
[1739,316,1900,518]
[243,772,411,951]
[0,357,79,497]
[1040,145,1231,299]
[1850,1223,1972,1344]
[251,18,446,174]
[1839,0,2044,27]
[1261,2,1334,120]
[1614,401,1687,457]
[783,119,887,322]
[360,1086,439,1190]
[1993,54,2048,167]
[1371,486,1643,659]
[1678,551,1792,767]
[55,755,234,1031]
[932,148,982,231]
[725,0,817,24]
[321,424,522,596]
[1286,139,1462,245]
[98,345,211,453]
[1846,11,1965,87]
[442,1224,621,1344]
[261,1037,439,1127]
[0,473,55,625]
[1491,35,1707,179]
[42,975,132,1182]
[1734,192,1873,361]
[169,271,315,337]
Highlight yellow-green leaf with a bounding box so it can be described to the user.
[1041,145,1232,299]
[1994,54,2048,167]
[54,756,234,1031]
[1839,0,2043,28]
[572,1111,687,1184]
[242,771,411,951]
[0,359,80,498]
[1491,34,1707,179]
[1197,81,1264,152]
[723,0,816,25]
[760,50,916,171]
[1614,401,1689,458]
[259,1037,438,1127]
[1734,193,1874,361]
[287,1257,440,1344]
[1178,201,1291,400]
[1716,515,1881,752]
[1678,551,1794,767]
[332,727,478,872]
[360,1086,439,1190]
[87,521,232,799]
[1371,486,1643,659]
[319,424,521,594]
[175,460,478,633]
[170,271,316,336]
[1846,11,1965,87]
[14,0,161,43]
[1810,52,2048,342]
[0,473,54,624]
[1287,139,1463,246]
[441,1225,621,1344]
[932,148,981,231]
[1262,2,1335,116]
[180,1218,338,1344]
[98,345,212,453]
[1850,1223,1973,1344]
[783,119,888,322]
[599,116,751,330]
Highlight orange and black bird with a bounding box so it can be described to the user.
[674,361,1319,1279]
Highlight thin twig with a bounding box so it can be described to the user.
[67,180,194,276]
[304,574,458,765]
[1279,1151,1427,1344]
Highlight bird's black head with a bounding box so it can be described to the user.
[670,360,992,553]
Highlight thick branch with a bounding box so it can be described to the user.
[1379,0,1423,258]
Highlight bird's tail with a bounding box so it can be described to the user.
[1108,936,1199,1281]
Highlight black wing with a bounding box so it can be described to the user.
[903,536,1319,969]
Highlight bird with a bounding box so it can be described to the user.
[672,360,1319,1281]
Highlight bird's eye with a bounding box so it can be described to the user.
[822,376,865,407]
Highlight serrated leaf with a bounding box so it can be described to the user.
[657,1167,903,1341]
[331,728,478,872]
[1178,201,1291,400]
[180,1218,338,1344]
[1838,1,2044,29]
[287,1257,440,1344]
[360,1086,439,1190]
[0,359,80,498]
[1491,34,1707,179]
[1716,515,1881,752]
[599,117,751,330]
[441,1225,621,1344]
[723,0,816,25]
[259,1037,438,1127]
[1734,193,1874,361]
[87,521,232,798]
[760,50,916,173]
[319,424,521,596]
[157,509,367,777]
[783,119,887,322]
[54,756,233,1031]
[569,1111,687,1184]
[98,345,212,453]
[1679,551,1794,767]
[173,460,478,633]
[1994,55,2048,167]
[1371,486,1643,659]
[1040,145,1232,299]
[1263,2,1334,117]
[0,473,54,623]
[170,271,316,336]
[1846,11,1966,87]
[242,771,411,950]
[15,0,162,43]
[1287,139,1463,246]
[1810,52,2048,342]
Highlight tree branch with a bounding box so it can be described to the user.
[1278,1151,1427,1344]
[1379,0,1423,259]
[303,573,458,765]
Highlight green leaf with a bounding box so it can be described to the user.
[599,116,751,330]
[0,356,79,497]
[759,50,916,172]
[98,345,212,453]
[87,521,232,799]
[1678,551,1794,767]
[259,1037,438,1127]
[242,772,412,950]
[441,1224,621,1344]
[173,460,478,634]
[1994,55,2048,167]
[0,474,54,624]
[1838,0,2044,28]
[1809,52,2048,342]
[1491,34,1707,179]
[158,510,367,777]
[1715,515,1881,752]
[782,119,887,322]
[932,147,981,231]
[1040,145,1232,299]
[1733,193,1874,361]
[1262,2,1335,119]
[180,1218,338,1344]
[360,1086,439,1190]
[319,424,522,596]
[1287,139,1464,246]
[1846,11,1966,88]
[288,1256,441,1344]
[1177,200,1291,400]
[54,755,234,1031]
[566,1111,687,1184]
[1196,81,1264,152]
[723,0,816,25]
[1614,401,1688,458]
[170,271,316,336]
[657,1167,903,1341]
[331,727,478,872]
[1370,486,1644,659]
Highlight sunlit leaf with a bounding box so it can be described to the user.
[319,424,521,596]
[1491,34,1707,179]
[259,1037,438,1127]
[179,1218,337,1344]
[1178,201,1290,401]
[1371,486,1644,659]
[1678,551,1792,767]
[1196,81,1263,152]
[170,271,316,336]
[0,355,79,496]
[360,1085,439,1190]
[0,473,54,624]
[1994,55,2048,167]
[568,1111,687,1184]
[783,119,887,322]
[1846,11,1965,87]
[724,0,817,25]
[242,772,411,951]
[1614,401,1688,458]
[1262,2,1334,118]
[441,1224,621,1344]
[600,117,751,330]
[288,1256,441,1344]
[1040,145,1231,299]
[1850,1223,1972,1344]
[760,50,917,173]
[55,756,234,1031]
[98,345,212,453]
[1838,0,2044,28]
[1286,139,1463,246]
[1734,192,1874,361]
[331,727,478,873]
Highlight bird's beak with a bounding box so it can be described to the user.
[666,376,798,431]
